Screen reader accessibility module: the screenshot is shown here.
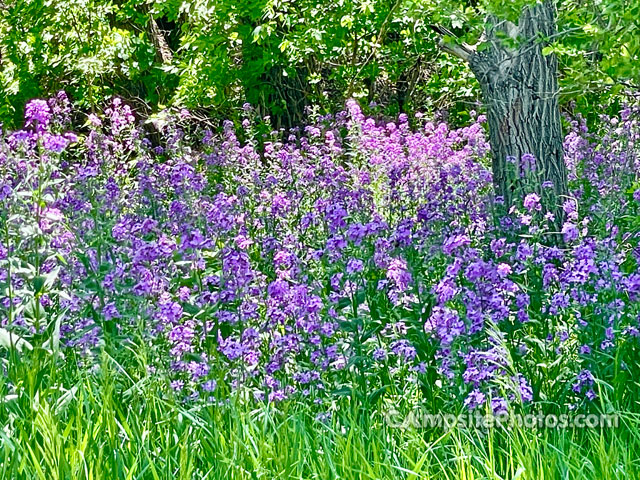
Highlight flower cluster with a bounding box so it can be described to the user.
[1,95,639,415]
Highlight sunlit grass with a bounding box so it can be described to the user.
[2,351,639,479]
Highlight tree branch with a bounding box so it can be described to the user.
[148,17,173,64]
[438,38,475,62]
[430,24,476,63]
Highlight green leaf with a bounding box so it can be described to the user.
[0,328,33,352]
[541,46,554,56]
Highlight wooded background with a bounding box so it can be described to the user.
[0,0,638,129]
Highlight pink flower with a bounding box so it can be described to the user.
[496,263,512,277]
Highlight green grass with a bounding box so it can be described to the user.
[2,352,640,480]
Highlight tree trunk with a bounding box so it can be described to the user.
[136,4,173,65]
[439,2,568,218]
[147,17,173,64]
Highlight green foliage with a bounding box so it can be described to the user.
[0,0,478,128]
[555,0,640,121]
[432,0,640,118]
[0,0,637,132]
[0,0,164,126]
[2,348,640,479]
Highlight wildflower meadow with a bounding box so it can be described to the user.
[1,0,640,477]
[1,91,639,479]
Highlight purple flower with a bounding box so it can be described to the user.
[523,193,541,212]
[464,389,486,410]
[491,397,508,415]
[520,153,536,172]
[103,303,120,321]
[572,369,595,394]
[496,263,512,277]
[25,99,51,131]
[42,133,70,153]
[427,306,465,345]
[442,234,471,255]
[202,380,217,392]
[170,380,185,392]
[372,348,387,362]
[561,222,579,242]
[390,340,417,361]
[490,238,507,257]
[346,258,364,275]
[387,258,412,292]
[517,375,533,402]
[0,183,12,200]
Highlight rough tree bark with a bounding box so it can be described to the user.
[136,4,173,65]
[147,17,173,64]
[436,1,568,217]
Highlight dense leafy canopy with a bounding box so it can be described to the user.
[0,0,637,128]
